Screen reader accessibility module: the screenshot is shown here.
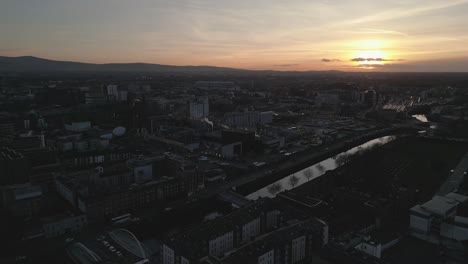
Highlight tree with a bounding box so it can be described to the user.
[316,163,326,174]
[288,174,299,188]
[303,168,314,181]
[267,183,283,195]
[335,153,351,166]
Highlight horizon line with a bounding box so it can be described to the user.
[2,55,468,73]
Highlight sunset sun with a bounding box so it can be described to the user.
[358,50,385,60]
[351,50,388,68]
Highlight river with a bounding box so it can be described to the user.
[246,135,397,200]
[412,114,429,123]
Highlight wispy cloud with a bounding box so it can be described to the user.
[348,0,468,24]
[355,28,408,36]
[1,0,468,71]
[321,58,341,62]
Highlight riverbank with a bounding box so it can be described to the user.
[236,126,419,196]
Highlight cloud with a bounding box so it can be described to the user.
[347,0,468,24]
[351,58,404,62]
[358,28,408,36]
[358,57,468,72]
[321,58,341,62]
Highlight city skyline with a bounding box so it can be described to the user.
[2,0,468,71]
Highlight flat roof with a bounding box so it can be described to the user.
[221,218,326,264]
[409,205,431,218]
[421,196,457,216]
[444,192,468,203]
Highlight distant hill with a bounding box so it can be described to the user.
[0,56,247,73]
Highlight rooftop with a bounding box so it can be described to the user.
[421,196,457,216]
[221,218,327,264]
[168,198,278,259]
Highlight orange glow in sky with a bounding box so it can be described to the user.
[2,0,468,71]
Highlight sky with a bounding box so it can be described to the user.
[1,0,468,71]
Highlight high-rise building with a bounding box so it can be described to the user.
[188,97,209,119]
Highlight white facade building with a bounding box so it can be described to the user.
[188,97,209,119]
[355,241,382,258]
[441,216,468,241]
[208,231,234,257]
[224,111,273,128]
[241,218,261,243]
[162,244,175,264]
[291,235,306,263]
[258,250,274,264]
[107,85,119,100]
[410,193,468,241]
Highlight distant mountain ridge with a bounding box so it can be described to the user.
[0,56,247,73]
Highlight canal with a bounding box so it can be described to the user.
[246,135,397,199]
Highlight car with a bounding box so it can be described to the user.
[65,238,74,243]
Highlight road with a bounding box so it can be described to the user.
[438,152,468,195]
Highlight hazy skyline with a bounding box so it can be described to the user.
[2,0,468,71]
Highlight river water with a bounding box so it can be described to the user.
[246,135,397,200]
[412,114,429,123]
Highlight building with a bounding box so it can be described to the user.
[0,183,43,218]
[61,149,133,169]
[77,177,184,222]
[127,155,165,184]
[56,173,187,222]
[221,130,255,152]
[66,229,149,263]
[201,130,256,159]
[161,198,322,264]
[315,92,341,106]
[65,121,92,132]
[188,97,209,119]
[259,111,273,125]
[41,212,87,238]
[223,111,272,129]
[107,84,128,102]
[21,147,60,186]
[195,81,240,91]
[409,192,468,241]
[0,147,29,186]
[0,112,16,146]
[211,218,328,264]
[106,84,119,101]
